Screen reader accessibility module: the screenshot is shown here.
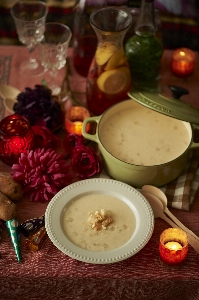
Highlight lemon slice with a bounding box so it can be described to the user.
[95,44,118,66]
[97,67,131,95]
[105,49,126,70]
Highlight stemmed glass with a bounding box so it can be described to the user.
[11,0,48,76]
[38,22,72,95]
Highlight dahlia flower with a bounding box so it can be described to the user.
[11,148,72,202]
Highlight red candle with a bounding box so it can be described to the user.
[0,115,34,165]
[171,48,195,77]
[65,106,90,136]
[159,228,188,266]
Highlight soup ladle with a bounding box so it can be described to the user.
[141,191,199,254]
[142,185,199,241]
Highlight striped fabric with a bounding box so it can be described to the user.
[160,149,199,211]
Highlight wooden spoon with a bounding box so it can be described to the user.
[142,191,199,254]
[142,185,199,241]
[141,191,179,226]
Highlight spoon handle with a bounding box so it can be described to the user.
[187,235,199,254]
[161,213,179,228]
[161,214,199,254]
[164,207,199,241]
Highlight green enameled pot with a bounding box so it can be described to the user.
[82,89,199,188]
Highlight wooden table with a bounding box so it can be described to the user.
[0,45,199,300]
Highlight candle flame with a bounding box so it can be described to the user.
[164,241,183,251]
[180,51,185,57]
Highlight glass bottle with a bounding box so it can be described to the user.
[86,7,132,116]
[123,0,141,42]
[72,0,108,77]
[125,0,164,92]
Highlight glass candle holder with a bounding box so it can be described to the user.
[171,48,195,77]
[65,106,90,136]
[0,114,34,165]
[159,228,188,266]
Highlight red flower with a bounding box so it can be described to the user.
[11,148,72,202]
[32,125,61,149]
[71,145,101,179]
[63,133,84,155]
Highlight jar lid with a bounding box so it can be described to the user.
[128,86,199,125]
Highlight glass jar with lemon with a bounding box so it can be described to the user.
[86,7,132,116]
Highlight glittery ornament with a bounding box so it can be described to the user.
[6,218,22,262]
[26,226,47,251]
[19,215,45,237]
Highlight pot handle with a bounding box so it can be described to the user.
[82,115,101,143]
[190,123,199,149]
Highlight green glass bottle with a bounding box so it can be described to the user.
[125,0,163,92]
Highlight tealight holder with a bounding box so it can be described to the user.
[0,114,34,165]
[171,48,195,77]
[159,228,188,266]
[65,106,90,136]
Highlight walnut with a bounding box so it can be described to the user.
[102,216,112,227]
[87,209,113,231]
[92,221,101,231]
[94,211,103,221]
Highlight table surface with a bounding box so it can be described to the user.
[0,45,199,300]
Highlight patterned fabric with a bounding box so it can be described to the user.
[0,0,75,8]
[1,221,199,300]
[160,15,199,50]
[0,55,11,120]
[160,149,199,211]
[0,55,11,84]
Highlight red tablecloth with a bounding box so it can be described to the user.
[0,46,199,300]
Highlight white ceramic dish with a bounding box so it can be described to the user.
[45,178,154,264]
[0,84,20,114]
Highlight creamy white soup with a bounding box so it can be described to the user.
[99,103,191,166]
[62,193,136,251]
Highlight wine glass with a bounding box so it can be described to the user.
[11,0,48,76]
[38,22,72,95]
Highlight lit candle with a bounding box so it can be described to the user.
[159,228,188,266]
[164,241,183,251]
[171,48,195,77]
[0,115,34,165]
[65,106,90,136]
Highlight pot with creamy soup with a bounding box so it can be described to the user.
[82,99,199,188]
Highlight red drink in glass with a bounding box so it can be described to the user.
[73,35,97,77]
[86,43,132,116]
